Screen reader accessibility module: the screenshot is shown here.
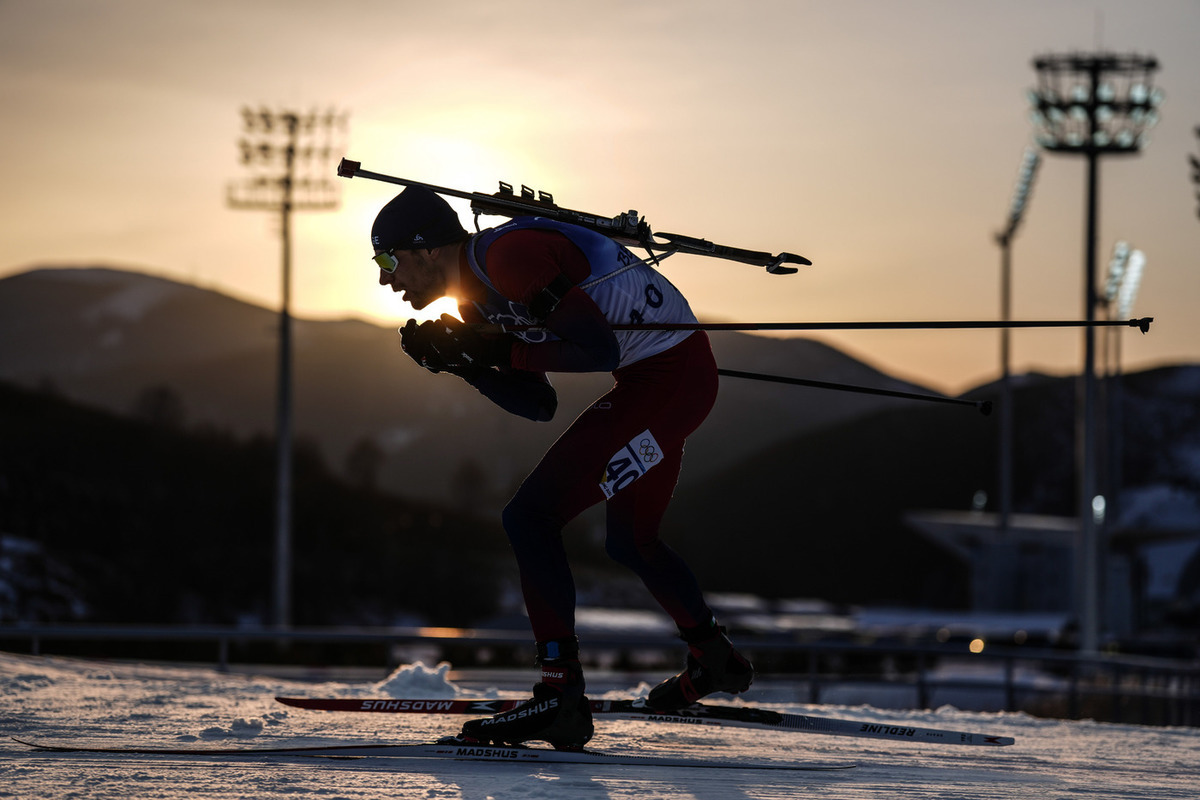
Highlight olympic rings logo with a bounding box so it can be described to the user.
[639,438,659,464]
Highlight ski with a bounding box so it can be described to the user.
[12,736,853,771]
[274,697,1015,747]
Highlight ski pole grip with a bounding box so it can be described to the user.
[337,158,361,178]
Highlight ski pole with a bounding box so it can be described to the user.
[716,368,993,415]
[489,318,1153,334]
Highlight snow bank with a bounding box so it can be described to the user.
[374,660,463,698]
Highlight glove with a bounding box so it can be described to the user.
[400,315,512,375]
[425,314,512,371]
[399,318,450,374]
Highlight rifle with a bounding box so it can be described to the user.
[337,159,810,274]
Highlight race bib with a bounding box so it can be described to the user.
[599,429,662,499]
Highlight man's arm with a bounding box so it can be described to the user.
[512,286,620,373]
[400,313,558,422]
[461,363,558,422]
[489,229,620,374]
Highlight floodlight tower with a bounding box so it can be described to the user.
[995,147,1041,539]
[228,107,347,627]
[1027,52,1161,654]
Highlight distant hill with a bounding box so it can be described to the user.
[0,266,937,511]
[0,379,513,626]
[3,266,1196,619]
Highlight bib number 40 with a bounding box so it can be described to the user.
[599,429,663,499]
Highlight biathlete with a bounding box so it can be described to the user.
[368,185,753,750]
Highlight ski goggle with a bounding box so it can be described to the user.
[373,250,400,273]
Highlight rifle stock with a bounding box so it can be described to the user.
[337,158,808,273]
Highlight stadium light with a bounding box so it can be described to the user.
[228,107,348,628]
[1028,52,1160,656]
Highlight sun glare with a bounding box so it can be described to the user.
[314,127,568,330]
[405,296,461,324]
[331,278,462,327]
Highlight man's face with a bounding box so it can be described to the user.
[377,248,444,310]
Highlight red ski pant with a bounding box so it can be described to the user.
[502,332,720,643]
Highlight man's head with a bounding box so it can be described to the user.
[371,185,467,254]
[371,186,468,309]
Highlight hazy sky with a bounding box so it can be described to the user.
[2,0,1197,393]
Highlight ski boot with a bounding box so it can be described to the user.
[459,637,594,750]
[646,619,754,710]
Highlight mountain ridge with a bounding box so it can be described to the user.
[0,265,942,509]
[4,265,1197,620]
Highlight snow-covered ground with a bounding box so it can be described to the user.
[1,651,1196,799]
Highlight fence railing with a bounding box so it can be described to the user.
[2,623,1196,727]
